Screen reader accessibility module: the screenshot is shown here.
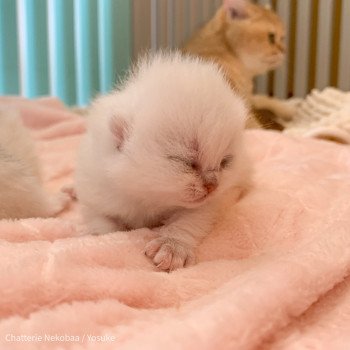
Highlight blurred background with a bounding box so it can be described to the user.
[0,0,349,106]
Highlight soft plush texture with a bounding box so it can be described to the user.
[281,87,350,144]
[0,97,350,350]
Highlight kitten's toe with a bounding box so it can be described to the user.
[153,244,173,270]
[184,253,196,267]
[144,237,194,272]
[144,238,162,259]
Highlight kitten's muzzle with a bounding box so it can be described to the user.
[185,173,218,204]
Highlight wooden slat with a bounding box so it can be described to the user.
[132,0,151,60]
[308,0,320,92]
[215,0,222,8]
[151,0,158,51]
[48,0,76,104]
[184,0,191,41]
[98,0,115,93]
[17,0,49,98]
[293,0,311,97]
[287,0,297,97]
[114,0,132,82]
[167,0,175,48]
[329,0,342,87]
[174,0,187,48]
[188,0,207,38]
[338,0,350,90]
[202,0,213,23]
[157,0,168,48]
[74,0,99,106]
[0,0,19,94]
[315,0,333,89]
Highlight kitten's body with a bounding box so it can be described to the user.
[184,0,293,127]
[0,110,70,219]
[76,53,252,271]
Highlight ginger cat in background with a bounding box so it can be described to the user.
[184,0,293,128]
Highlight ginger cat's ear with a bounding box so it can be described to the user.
[109,115,131,151]
[223,0,249,19]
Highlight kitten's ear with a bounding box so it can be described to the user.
[223,0,248,20]
[109,115,131,151]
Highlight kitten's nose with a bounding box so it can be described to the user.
[203,181,218,194]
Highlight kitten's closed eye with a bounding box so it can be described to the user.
[188,161,200,171]
[167,155,200,172]
[220,155,233,169]
[169,155,233,171]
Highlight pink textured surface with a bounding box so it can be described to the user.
[0,97,350,350]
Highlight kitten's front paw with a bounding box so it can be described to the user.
[144,237,196,272]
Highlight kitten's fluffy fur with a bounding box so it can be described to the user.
[184,0,293,126]
[76,53,252,271]
[0,109,70,219]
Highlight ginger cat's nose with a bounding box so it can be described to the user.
[278,43,286,54]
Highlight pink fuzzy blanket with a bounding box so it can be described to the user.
[1,97,350,350]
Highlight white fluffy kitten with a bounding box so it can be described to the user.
[75,52,252,271]
[0,109,70,219]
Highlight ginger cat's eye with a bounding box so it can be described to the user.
[268,32,276,44]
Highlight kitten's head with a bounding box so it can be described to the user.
[222,0,285,75]
[92,54,250,209]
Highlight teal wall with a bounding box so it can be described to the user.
[0,0,132,106]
